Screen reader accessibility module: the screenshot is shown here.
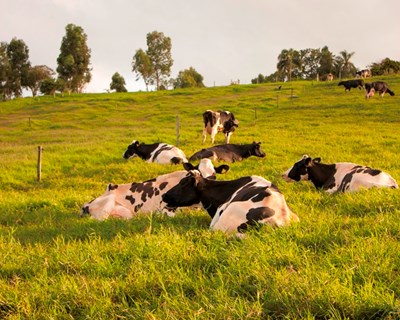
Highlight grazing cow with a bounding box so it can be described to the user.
[202,110,239,144]
[282,155,398,194]
[81,159,230,220]
[162,170,299,235]
[356,69,372,78]
[365,82,395,99]
[123,140,188,164]
[189,141,266,163]
[338,79,364,91]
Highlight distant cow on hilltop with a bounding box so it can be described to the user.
[202,110,239,144]
[338,79,364,91]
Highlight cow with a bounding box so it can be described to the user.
[338,79,364,91]
[123,140,188,164]
[365,82,395,99]
[202,110,239,144]
[356,69,372,78]
[282,155,398,194]
[162,170,299,235]
[189,141,266,163]
[81,159,230,220]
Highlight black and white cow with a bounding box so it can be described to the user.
[81,159,229,220]
[202,110,239,144]
[356,69,372,78]
[282,155,398,193]
[162,170,299,235]
[338,79,364,91]
[189,141,266,163]
[123,140,188,164]
[365,81,395,99]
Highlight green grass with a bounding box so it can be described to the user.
[0,77,400,319]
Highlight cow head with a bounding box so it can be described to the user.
[282,155,321,182]
[223,118,239,134]
[123,140,140,159]
[250,141,266,158]
[162,171,202,208]
[81,183,131,220]
[183,158,229,180]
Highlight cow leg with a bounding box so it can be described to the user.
[202,128,207,144]
[210,127,218,144]
[225,132,232,144]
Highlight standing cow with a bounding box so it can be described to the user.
[365,82,395,99]
[338,79,364,91]
[282,155,398,193]
[202,110,239,144]
[162,170,299,235]
[81,159,229,220]
[123,140,188,164]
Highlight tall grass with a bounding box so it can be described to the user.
[0,77,399,319]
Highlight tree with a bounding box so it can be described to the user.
[0,42,11,100]
[132,49,153,91]
[26,65,55,97]
[110,72,127,92]
[6,38,31,98]
[277,49,301,81]
[369,58,400,76]
[173,67,204,88]
[132,31,173,91]
[57,24,91,93]
[337,50,356,78]
[40,78,65,96]
[318,46,334,78]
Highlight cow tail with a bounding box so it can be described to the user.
[386,88,395,96]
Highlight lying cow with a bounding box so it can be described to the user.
[123,140,187,164]
[365,81,395,99]
[189,141,266,163]
[338,79,364,91]
[162,170,299,235]
[81,159,230,220]
[282,155,398,193]
[202,110,239,144]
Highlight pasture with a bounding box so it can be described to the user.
[0,76,399,319]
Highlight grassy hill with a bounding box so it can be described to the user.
[0,76,399,319]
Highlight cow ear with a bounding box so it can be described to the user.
[183,162,196,171]
[313,157,321,163]
[305,157,313,167]
[215,164,230,174]
[134,141,140,146]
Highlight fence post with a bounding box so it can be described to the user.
[37,146,43,181]
[176,116,180,147]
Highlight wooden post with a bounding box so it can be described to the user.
[176,116,180,147]
[37,146,43,181]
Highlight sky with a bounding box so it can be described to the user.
[2,0,400,94]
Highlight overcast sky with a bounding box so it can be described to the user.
[2,0,399,93]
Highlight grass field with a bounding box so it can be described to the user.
[0,76,400,319]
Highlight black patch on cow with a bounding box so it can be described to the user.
[134,204,143,212]
[151,144,173,162]
[125,195,136,205]
[237,207,275,232]
[170,157,183,164]
[108,183,118,191]
[159,182,168,190]
[230,182,272,203]
[364,167,381,176]
[130,181,156,202]
[337,172,354,192]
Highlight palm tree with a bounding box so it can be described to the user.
[338,50,356,78]
[277,49,300,81]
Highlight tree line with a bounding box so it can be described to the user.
[252,46,400,84]
[2,24,400,100]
